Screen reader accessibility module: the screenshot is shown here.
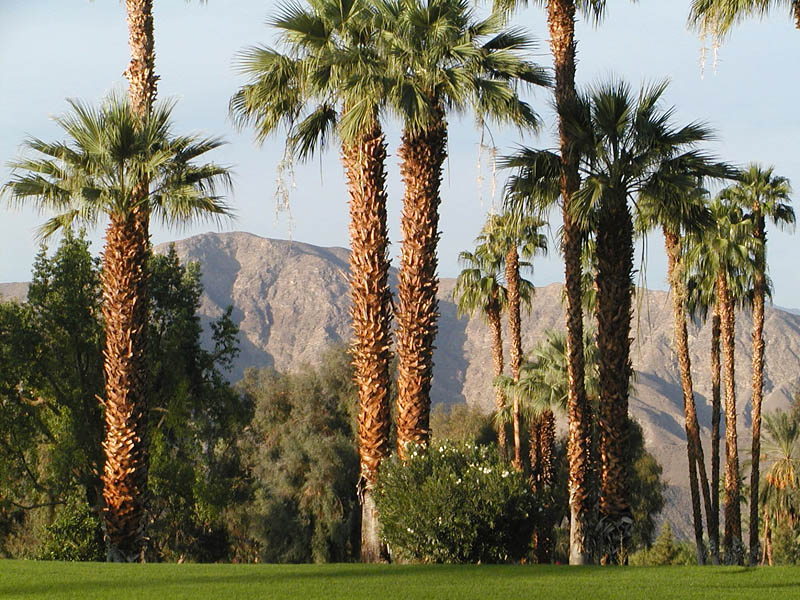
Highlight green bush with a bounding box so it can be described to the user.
[37,495,104,562]
[628,523,695,566]
[375,442,536,563]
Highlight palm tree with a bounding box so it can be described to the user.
[560,80,729,560]
[453,247,508,455]
[720,165,795,565]
[480,211,547,469]
[230,0,394,562]
[4,95,231,562]
[378,0,550,460]
[686,196,755,564]
[759,410,800,565]
[496,328,601,562]
[495,0,606,564]
[638,183,721,564]
[690,1,800,37]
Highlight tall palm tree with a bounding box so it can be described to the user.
[690,0,800,37]
[378,0,550,459]
[721,165,795,565]
[560,80,729,560]
[759,410,800,565]
[495,0,606,564]
[638,183,722,564]
[230,0,394,562]
[686,196,755,564]
[480,211,547,469]
[4,95,231,562]
[453,245,510,457]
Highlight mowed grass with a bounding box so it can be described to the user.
[2,561,800,600]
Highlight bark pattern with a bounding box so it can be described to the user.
[101,212,150,562]
[749,213,767,566]
[719,271,743,564]
[595,191,633,535]
[506,246,523,470]
[547,0,591,566]
[342,131,393,562]
[488,303,507,457]
[395,115,447,458]
[711,308,722,563]
[125,0,157,117]
[665,230,713,564]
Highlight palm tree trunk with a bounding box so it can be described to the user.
[547,0,591,566]
[488,302,508,459]
[718,271,743,564]
[748,213,767,566]
[506,244,523,470]
[395,112,447,459]
[711,306,722,563]
[101,213,150,563]
[664,230,714,564]
[342,130,393,563]
[596,190,633,560]
[532,409,556,563]
[125,0,157,117]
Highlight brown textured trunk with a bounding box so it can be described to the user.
[795,4,800,29]
[506,245,523,470]
[595,188,633,560]
[101,212,150,563]
[718,271,743,564]
[488,302,507,458]
[395,112,447,458]
[711,307,722,563]
[101,0,156,562]
[664,230,714,564]
[343,130,393,563]
[547,0,591,566]
[531,409,556,563]
[749,212,767,566]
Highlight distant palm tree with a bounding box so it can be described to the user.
[638,183,721,564]
[453,245,511,457]
[4,95,231,562]
[687,197,755,564]
[721,165,795,565]
[480,212,547,469]
[759,410,800,565]
[230,0,395,562]
[379,0,550,459]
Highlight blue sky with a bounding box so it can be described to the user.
[1,1,797,306]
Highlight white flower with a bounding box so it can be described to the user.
[455,478,462,485]
[501,470,510,478]
[407,527,414,533]
[483,467,492,474]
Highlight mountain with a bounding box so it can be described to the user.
[5,230,800,540]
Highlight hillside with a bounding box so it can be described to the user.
[5,230,800,539]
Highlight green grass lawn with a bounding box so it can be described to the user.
[2,561,799,600]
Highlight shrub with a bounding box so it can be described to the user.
[628,523,696,566]
[37,495,104,562]
[374,442,536,563]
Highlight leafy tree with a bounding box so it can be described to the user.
[229,347,360,563]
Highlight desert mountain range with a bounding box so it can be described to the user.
[4,230,800,540]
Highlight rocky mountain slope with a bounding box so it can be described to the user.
[5,230,800,540]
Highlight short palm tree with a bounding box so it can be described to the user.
[686,196,755,564]
[378,0,550,460]
[759,410,800,565]
[453,244,511,457]
[638,183,721,564]
[4,95,231,562]
[479,211,547,469]
[720,165,795,565]
[230,0,395,561]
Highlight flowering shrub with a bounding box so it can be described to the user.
[374,442,536,563]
